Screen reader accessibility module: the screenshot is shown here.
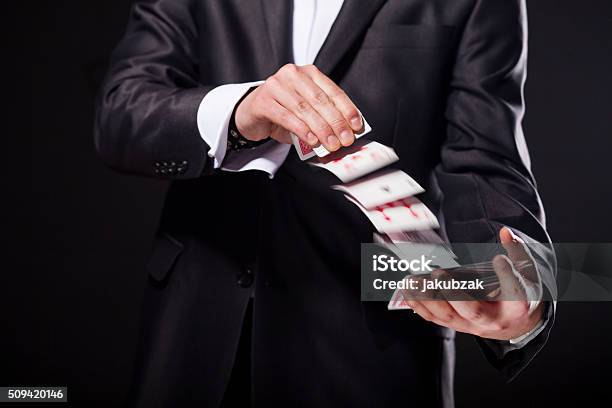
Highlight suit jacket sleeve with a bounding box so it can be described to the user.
[435,0,556,379]
[94,0,214,179]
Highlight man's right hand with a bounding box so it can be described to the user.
[235,64,363,152]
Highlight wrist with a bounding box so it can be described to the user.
[228,87,268,152]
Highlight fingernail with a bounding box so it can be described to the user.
[350,116,362,131]
[307,132,318,145]
[339,130,354,146]
[327,135,340,149]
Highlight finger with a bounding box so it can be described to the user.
[493,254,525,299]
[399,275,429,301]
[302,65,363,133]
[292,76,355,148]
[263,99,315,146]
[405,300,435,322]
[431,268,499,325]
[270,77,341,151]
[417,300,470,328]
[428,269,472,300]
[499,227,540,284]
[447,300,497,327]
[500,227,530,267]
[270,125,292,144]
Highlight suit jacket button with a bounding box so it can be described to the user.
[237,268,254,288]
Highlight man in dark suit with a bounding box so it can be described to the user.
[94,0,555,406]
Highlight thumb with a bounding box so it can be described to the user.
[492,254,526,302]
[271,125,291,144]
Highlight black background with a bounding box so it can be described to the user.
[14,0,612,406]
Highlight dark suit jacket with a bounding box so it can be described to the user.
[94,0,555,406]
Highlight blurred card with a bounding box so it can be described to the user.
[310,140,399,183]
[388,286,412,310]
[387,230,456,258]
[346,195,439,233]
[333,169,424,209]
[291,114,371,161]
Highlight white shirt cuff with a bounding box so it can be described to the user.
[196,81,265,169]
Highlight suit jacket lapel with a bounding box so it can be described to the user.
[314,0,387,75]
[260,0,294,66]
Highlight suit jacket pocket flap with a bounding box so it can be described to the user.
[146,233,184,282]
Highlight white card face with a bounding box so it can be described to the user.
[312,116,372,158]
[310,140,399,183]
[333,169,424,209]
[346,195,439,234]
[291,114,371,161]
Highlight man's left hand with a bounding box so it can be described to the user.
[405,227,543,341]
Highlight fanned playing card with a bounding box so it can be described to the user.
[346,195,439,234]
[309,140,399,183]
[333,169,424,209]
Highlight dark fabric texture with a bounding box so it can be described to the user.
[94,0,555,406]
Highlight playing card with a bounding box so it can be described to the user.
[291,134,316,160]
[291,114,372,161]
[310,140,399,183]
[387,230,457,259]
[346,195,439,233]
[386,230,446,245]
[333,169,424,209]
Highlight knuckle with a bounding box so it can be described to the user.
[296,123,310,136]
[489,321,505,332]
[295,100,310,114]
[277,109,291,123]
[313,123,332,135]
[472,327,486,337]
[264,75,280,89]
[328,88,346,99]
[280,63,298,75]
[468,306,484,321]
[347,107,360,119]
[439,313,455,324]
[303,64,318,73]
[329,117,348,130]
[312,91,329,105]
[516,301,530,316]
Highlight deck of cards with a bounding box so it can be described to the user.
[294,113,459,311]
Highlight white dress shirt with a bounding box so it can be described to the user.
[195,0,544,348]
